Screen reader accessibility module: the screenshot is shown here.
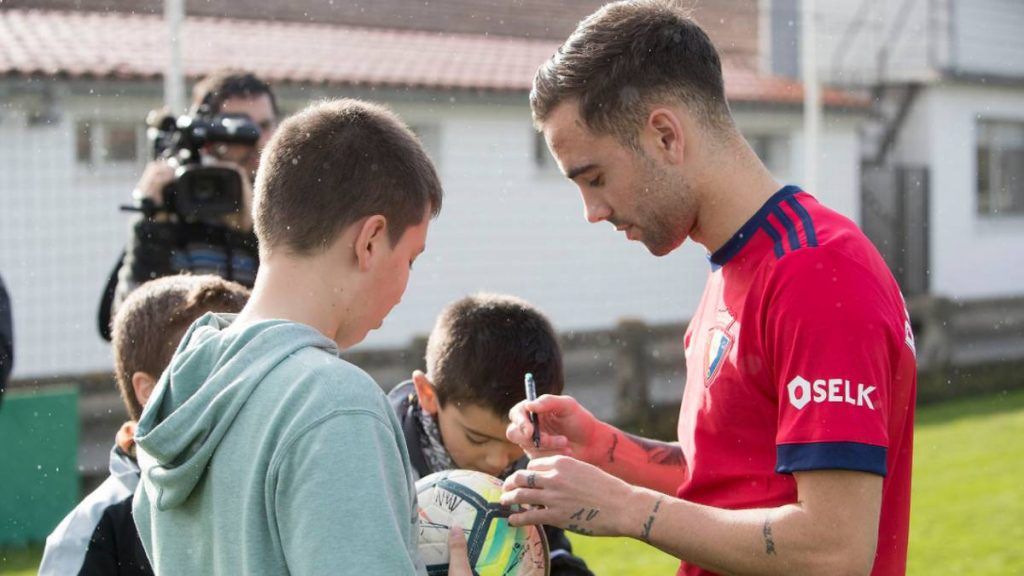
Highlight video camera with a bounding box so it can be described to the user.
[124,110,261,222]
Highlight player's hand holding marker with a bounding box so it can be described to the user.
[504,379,653,537]
[505,390,608,464]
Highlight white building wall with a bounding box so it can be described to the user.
[954,0,1024,78]
[0,91,156,378]
[1,81,865,377]
[922,83,1024,299]
[360,101,710,349]
[814,0,940,85]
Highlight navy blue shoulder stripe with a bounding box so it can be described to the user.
[709,185,802,266]
[769,204,801,251]
[776,442,887,477]
[784,196,818,247]
[759,221,785,259]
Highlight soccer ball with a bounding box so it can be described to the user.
[416,469,549,576]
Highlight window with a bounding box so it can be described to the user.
[977,119,1024,216]
[75,119,141,167]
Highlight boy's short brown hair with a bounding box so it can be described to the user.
[425,293,564,418]
[530,0,731,145]
[253,98,443,255]
[112,274,250,421]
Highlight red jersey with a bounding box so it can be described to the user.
[676,187,916,575]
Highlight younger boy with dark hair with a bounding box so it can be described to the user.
[40,274,250,575]
[390,293,593,575]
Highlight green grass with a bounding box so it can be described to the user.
[4,391,1023,575]
[906,389,1024,575]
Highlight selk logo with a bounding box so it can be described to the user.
[787,376,876,410]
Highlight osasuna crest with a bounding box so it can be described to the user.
[705,327,733,385]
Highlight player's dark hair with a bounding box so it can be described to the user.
[425,293,564,418]
[531,0,732,146]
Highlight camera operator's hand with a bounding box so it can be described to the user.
[134,160,176,206]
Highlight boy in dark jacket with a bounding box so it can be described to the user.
[40,275,249,575]
[389,293,593,576]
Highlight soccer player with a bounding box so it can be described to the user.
[500,2,917,575]
[132,99,472,575]
[389,293,593,575]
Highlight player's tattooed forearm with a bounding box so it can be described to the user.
[763,516,777,556]
[624,432,684,467]
[606,433,619,463]
[640,496,663,542]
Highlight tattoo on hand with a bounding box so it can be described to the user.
[607,433,619,463]
[763,516,777,556]
[625,433,685,467]
[569,508,599,522]
[640,497,663,542]
[567,523,595,536]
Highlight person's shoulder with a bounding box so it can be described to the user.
[273,347,390,413]
[767,196,893,289]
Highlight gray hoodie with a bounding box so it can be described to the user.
[133,314,425,575]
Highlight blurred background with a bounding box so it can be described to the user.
[0,0,1021,574]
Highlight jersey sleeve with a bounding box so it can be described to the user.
[762,247,897,477]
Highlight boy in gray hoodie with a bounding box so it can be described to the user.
[132,99,470,575]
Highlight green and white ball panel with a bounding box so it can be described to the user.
[416,469,549,576]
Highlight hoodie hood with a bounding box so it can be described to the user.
[134,313,337,510]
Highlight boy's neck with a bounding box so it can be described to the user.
[235,255,357,346]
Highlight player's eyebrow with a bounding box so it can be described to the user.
[566,163,598,181]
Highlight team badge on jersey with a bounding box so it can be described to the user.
[705,327,733,385]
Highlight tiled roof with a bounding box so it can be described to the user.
[0,9,866,107]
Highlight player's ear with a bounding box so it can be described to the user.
[646,107,685,165]
[354,215,388,272]
[413,370,440,415]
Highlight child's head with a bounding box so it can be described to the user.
[413,293,563,476]
[112,275,250,421]
[252,98,443,347]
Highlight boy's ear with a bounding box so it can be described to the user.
[412,370,440,415]
[354,215,389,272]
[132,371,158,408]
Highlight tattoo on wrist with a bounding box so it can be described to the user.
[607,433,619,463]
[763,516,777,556]
[624,433,684,467]
[640,497,663,542]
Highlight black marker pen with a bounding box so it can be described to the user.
[524,373,541,448]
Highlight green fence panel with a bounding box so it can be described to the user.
[0,386,79,546]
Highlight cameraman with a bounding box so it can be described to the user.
[105,71,278,332]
